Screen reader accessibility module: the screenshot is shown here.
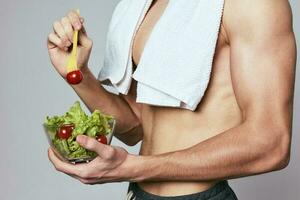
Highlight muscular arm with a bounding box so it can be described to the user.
[71,68,142,146]
[48,0,297,184]
[130,0,297,182]
[48,10,142,146]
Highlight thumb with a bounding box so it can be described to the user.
[78,26,92,48]
[76,135,114,159]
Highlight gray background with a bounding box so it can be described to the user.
[0,0,298,199]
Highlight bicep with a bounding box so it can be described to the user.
[224,0,296,122]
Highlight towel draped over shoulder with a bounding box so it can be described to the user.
[98,0,225,111]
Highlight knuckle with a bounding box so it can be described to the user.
[71,9,79,16]
[67,10,74,16]
[58,41,64,48]
[53,21,60,27]
[47,33,52,40]
[59,35,68,43]
[61,35,68,41]
[48,34,55,43]
[66,30,73,37]
[57,40,62,45]
[86,139,97,150]
[61,16,69,23]
[103,147,115,159]
[67,12,76,20]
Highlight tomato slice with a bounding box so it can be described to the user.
[57,124,74,139]
[66,70,83,85]
[96,135,108,144]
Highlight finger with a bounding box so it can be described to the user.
[47,32,67,50]
[69,174,99,185]
[78,26,92,48]
[48,148,82,175]
[80,25,87,36]
[80,17,84,23]
[67,10,82,30]
[53,21,71,47]
[76,135,115,160]
[61,17,73,44]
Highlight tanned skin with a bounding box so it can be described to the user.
[47,0,296,196]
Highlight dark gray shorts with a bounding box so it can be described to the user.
[126,181,238,200]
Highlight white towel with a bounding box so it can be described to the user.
[98,0,225,111]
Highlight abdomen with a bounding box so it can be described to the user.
[137,41,242,196]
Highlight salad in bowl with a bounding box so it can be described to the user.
[43,101,116,163]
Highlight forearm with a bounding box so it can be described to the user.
[128,121,290,182]
[69,67,139,135]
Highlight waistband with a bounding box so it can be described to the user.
[127,180,234,200]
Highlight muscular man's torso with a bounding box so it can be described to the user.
[122,0,243,196]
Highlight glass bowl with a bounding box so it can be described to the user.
[43,119,116,164]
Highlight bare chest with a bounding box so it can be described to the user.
[123,0,169,113]
[123,1,230,120]
[132,0,169,69]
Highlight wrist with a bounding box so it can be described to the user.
[66,66,92,87]
[120,154,159,182]
[79,65,90,75]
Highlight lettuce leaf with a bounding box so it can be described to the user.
[44,101,114,160]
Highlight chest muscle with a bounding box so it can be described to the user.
[132,0,169,68]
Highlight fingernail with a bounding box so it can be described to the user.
[80,18,84,23]
[64,47,68,51]
[66,41,71,46]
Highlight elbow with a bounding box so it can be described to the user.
[272,138,291,171]
[255,124,291,173]
[115,124,143,146]
[270,127,291,171]
[268,141,291,171]
[115,132,142,146]
[276,152,291,170]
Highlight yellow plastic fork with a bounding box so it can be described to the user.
[66,9,80,73]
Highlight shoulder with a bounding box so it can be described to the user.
[222,0,293,41]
